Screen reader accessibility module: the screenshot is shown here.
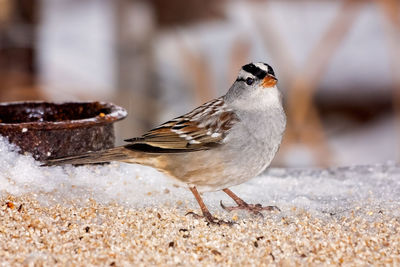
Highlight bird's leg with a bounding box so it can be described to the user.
[186,187,232,225]
[220,188,280,217]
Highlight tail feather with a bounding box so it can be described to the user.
[43,147,132,166]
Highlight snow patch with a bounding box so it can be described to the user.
[0,137,398,217]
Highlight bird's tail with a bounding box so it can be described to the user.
[42,146,134,166]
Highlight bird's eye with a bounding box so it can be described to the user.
[245,78,254,85]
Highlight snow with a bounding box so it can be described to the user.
[0,137,399,217]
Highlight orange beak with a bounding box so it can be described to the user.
[262,75,278,87]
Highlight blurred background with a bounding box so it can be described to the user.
[0,0,399,167]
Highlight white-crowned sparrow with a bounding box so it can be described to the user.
[45,62,286,224]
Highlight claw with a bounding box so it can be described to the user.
[263,205,281,212]
[220,200,280,217]
[185,211,203,219]
[186,211,234,226]
[220,200,229,211]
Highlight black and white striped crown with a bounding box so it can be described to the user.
[241,62,275,80]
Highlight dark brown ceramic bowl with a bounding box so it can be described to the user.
[0,101,127,161]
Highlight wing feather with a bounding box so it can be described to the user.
[124,97,239,153]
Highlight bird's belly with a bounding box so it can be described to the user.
[160,143,276,192]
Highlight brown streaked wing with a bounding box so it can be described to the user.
[124,97,240,153]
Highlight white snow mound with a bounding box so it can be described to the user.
[0,137,399,216]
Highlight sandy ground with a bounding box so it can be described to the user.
[1,193,399,266]
[1,139,399,265]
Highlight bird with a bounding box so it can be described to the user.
[44,62,286,225]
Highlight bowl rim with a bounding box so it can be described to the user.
[0,101,128,130]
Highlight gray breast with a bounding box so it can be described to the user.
[223,107,286,179]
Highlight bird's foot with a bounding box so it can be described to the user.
[220,200,280,217]
[185,211,234,226]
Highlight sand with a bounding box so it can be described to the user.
[1,138,399,265]
[1,193,399,266]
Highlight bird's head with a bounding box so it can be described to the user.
[225,62,281,109]
[237,62,277,88]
